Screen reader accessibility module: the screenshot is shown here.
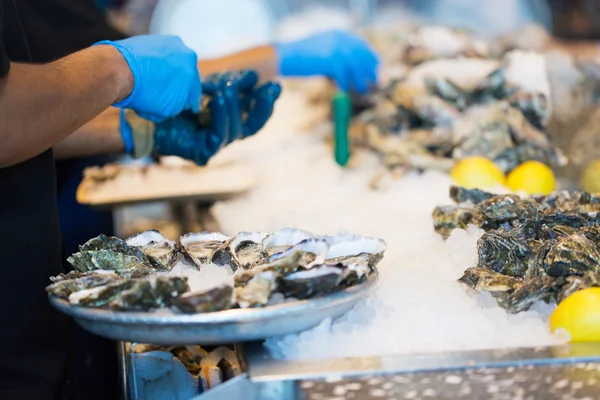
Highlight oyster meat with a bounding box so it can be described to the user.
[229,231,268,269]
[180,232,234,270]
[126,230,176,270]
[235,271,278,308]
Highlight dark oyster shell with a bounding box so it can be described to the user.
[172,285,233,314]
[477,230,542,278]
[46,271,123,299]
[449,186,495,205]
[543,234,600,278]
[458,267,521,295]
[279,264,344,299]
[70,276,189,311]
[497,275,563,314]
[432,206,478,238]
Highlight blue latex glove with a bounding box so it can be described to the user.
[121,70,282,165]
[275,30,379,94]
[94,35,201,122]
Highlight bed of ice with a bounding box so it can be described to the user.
[204,89,568,361]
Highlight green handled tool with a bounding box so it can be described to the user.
[332,90,351,167]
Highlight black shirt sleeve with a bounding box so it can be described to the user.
[0,1,9,78]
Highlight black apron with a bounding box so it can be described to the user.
[0,1,123,398]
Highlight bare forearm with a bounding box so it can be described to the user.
[53,107,124,159]
[0,45,132,167]
[198,45,278,82]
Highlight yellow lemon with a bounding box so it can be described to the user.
[506,160,555,195]
[450,156,506,189]
[581,160,600,194]
[549,288,600,342]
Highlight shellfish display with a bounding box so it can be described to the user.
[47,228,386,314]
[346,49,566,176]
[433,186,600,313]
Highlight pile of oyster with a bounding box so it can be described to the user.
[133,343,242,391]
[349,48,566,176]
[433,186,600,313]
[46,228,386,313]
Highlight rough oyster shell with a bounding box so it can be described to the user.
[279,264,344,300]
[325,237,387,284]
[69,276,189,311]
[126,230,176,270]
[235,271,278,308]
[229,231,268,269]
[261,228,314,256]
[46,270,122,299]
[67,250,154,278]
[171,285,233,314]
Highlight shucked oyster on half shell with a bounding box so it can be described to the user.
[229,231,268,269]
[179,232,235,271]
[325,236,387,284]
[261,228,315,256]
[67,234,155,278]
[126,230,176,271]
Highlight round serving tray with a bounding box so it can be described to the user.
[49,271,378,345]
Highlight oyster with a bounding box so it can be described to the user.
[557,271,600,303]
[69,276,189,311]
[543,234,600,278]
[126,230,176,270]
[279,264,344,299]
[326,237,387,268]
[233,251,303,287]
[432,205,479,239]
[198,346,242,391]
[235,271,278,308]
[229,231,268,269]
[458,267,521,295]
[449,186,495,205]
[46,270,122,299]
[261,228,314,256]
[172,285,233,314]
[497,275,562,314]
[477,230,542,278]
[180,232,233,269]
[268,238,330,269]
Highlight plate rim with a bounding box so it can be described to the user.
[48,270,379,326]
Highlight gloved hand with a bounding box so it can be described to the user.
[94,35,201,122]
[274,30,379,94]
[120,70,282,165]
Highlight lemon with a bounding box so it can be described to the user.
[506,160,555,195]
[450,156,506,189]
[581,160,600,193]
[549,288,600,342]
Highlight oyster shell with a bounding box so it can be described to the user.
[69,276,189,311]
[126,230,176,270]
[497,275,562,314]
[235,271,278,308]
[233,251,303,287]
[449,186,495,205]
[543,234,600,278]
[268,238,330,269]
[261,228,314,256]
[171,285,233,314]
[180,232,233,269]
[279,264,344,299]
[325,237,387,284]
[229,231,268,269]
[458,267,521,295]
[46,270,122,299]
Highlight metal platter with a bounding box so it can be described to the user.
[49,271,378,345]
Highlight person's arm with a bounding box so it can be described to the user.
[198,45,277,82]
[53,107,124,159]
[0,45,132,168]
[54,46,279,160]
